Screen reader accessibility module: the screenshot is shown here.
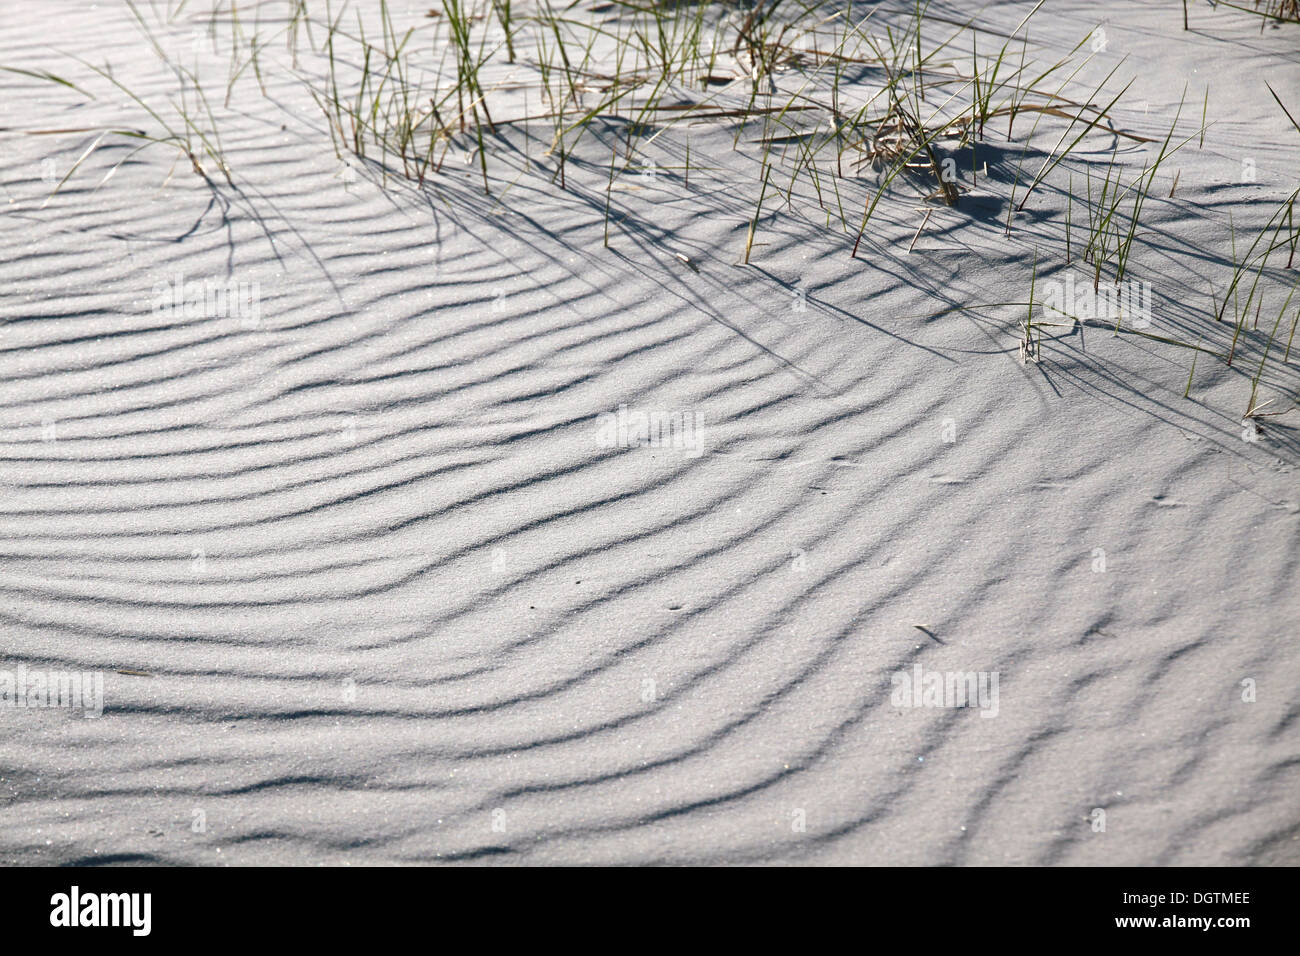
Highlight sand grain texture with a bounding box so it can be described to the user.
[0,0,1296,865]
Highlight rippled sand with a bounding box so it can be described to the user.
[0,0,1296,865]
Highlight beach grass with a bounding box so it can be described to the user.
[6,0,1298,423]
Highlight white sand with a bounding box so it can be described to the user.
[0,0,1296,865]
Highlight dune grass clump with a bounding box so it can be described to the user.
[2,0,241,195]
[9,1,1160,253]
[1184,0,1300,29]
[267,0,1170,257]
[5,0,1298,429]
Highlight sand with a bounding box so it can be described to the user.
[0,0,1296,865]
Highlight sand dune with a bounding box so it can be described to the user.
[0,0,1297,865]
